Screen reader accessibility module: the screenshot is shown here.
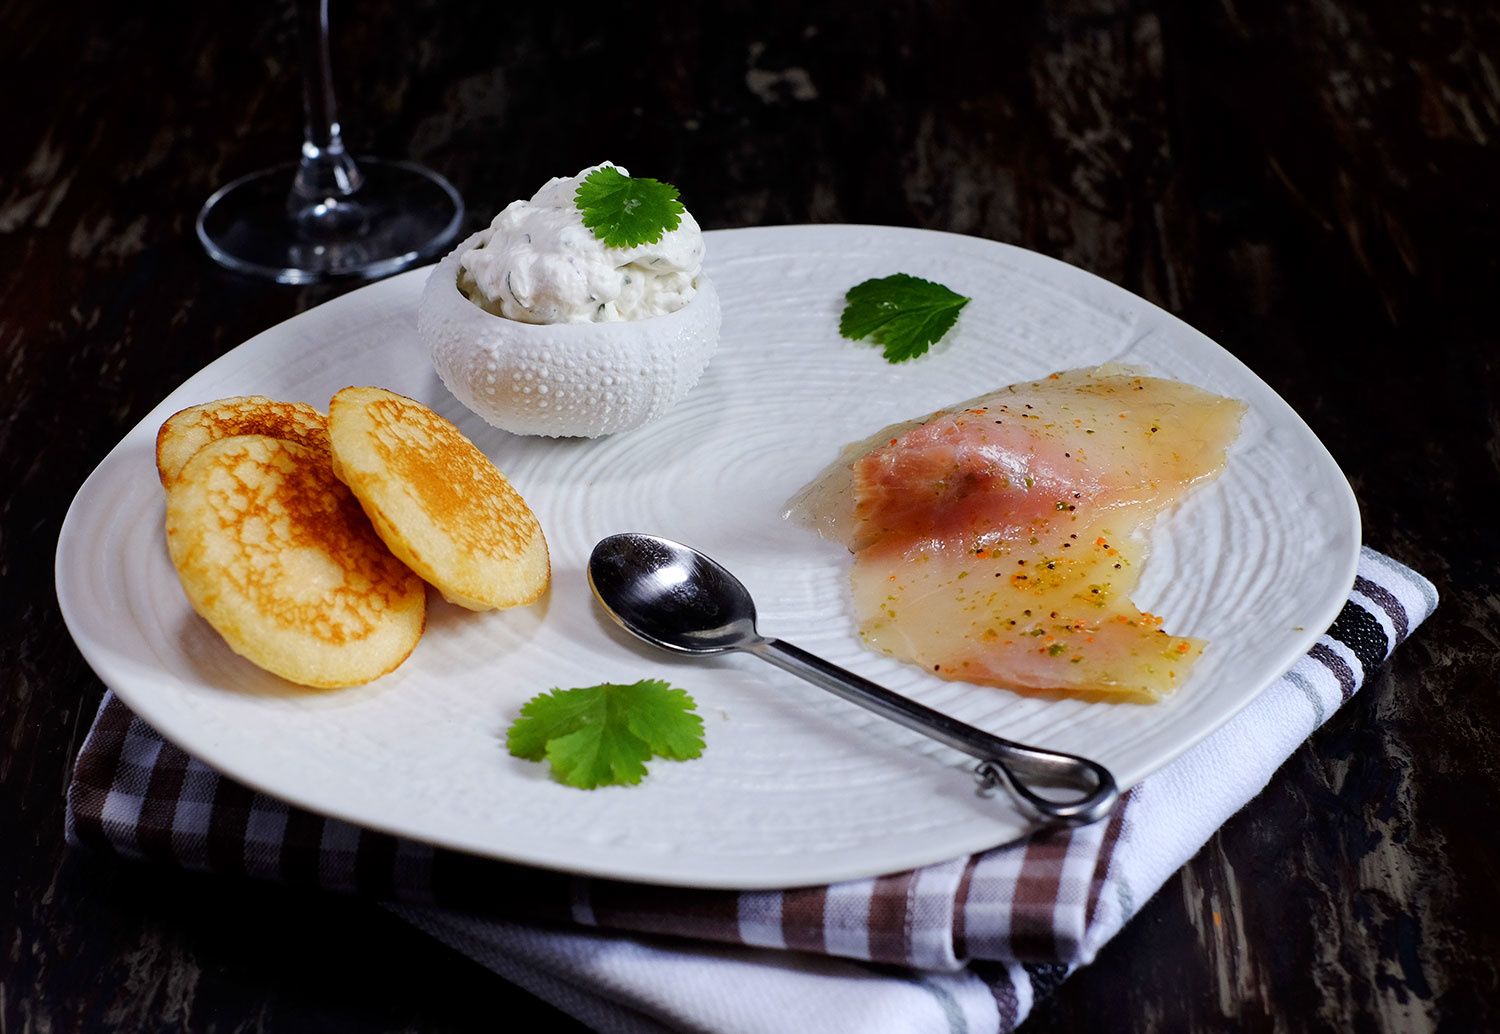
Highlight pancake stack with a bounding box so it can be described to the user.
[158,391,549,688]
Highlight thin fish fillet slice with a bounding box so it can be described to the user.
[791,366,1245,703]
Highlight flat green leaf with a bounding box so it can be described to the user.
[574,167,685,248]
[619,681,706,760]
[544,722,652,789]
[505,686,604,760]
[839,273,970,362]
[505,679,705,789]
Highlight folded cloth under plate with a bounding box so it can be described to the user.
[66,547,1436,1032]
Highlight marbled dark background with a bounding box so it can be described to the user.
[3,0,1497,1030]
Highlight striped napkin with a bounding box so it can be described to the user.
[65,547,1435,1033]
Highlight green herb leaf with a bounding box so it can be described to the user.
[574,167,686,249]
[506,687,602,762]
[506,679,705,789]
[544,720,651,789]
[839,273,971,362]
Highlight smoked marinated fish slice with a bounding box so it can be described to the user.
[789,366,1245,703]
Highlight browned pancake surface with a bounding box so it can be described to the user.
[328,387,549,610]
[157,396,329,487]
[166,434,426,687]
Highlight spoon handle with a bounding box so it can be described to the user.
[747,638,1119,826]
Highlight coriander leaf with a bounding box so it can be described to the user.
[620,681,705,760]
[574,167,686,249]
[838,273,971,362]
[545,721,652,789]
[505,686,604,761]
[505,679,705,789]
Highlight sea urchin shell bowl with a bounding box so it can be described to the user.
[418,231,722,438]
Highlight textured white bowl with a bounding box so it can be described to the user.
[418,231,722,437]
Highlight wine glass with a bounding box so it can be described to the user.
[197,0,464,283]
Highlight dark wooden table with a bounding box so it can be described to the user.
[4,1,1497,1030]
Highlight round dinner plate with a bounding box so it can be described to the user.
[55,225,1360,889]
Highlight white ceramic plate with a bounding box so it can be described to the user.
[56,225,1359,889]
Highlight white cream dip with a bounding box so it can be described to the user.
[458,162,703,325]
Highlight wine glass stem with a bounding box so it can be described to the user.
[290,0,365,230]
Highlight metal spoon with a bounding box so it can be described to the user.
[587,532,1119,826]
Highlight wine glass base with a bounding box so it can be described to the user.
[197,158,464,284]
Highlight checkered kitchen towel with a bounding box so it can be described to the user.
[66,547,1435,1033]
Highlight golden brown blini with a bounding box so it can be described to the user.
[156,396,329,488]
[165,434,426,687]
[327,386,550,610]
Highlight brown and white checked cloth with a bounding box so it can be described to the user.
[66,688,1127,972]
[66,547,1437,1033]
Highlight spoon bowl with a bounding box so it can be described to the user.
[588,533,761,654]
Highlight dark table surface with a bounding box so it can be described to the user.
[4,0,1497,1030]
